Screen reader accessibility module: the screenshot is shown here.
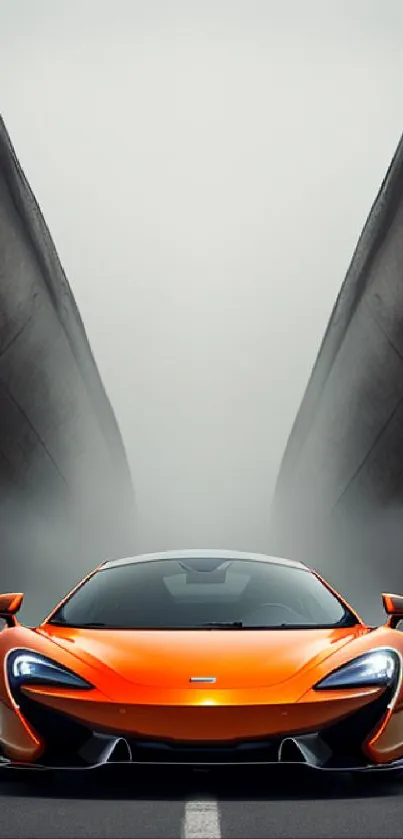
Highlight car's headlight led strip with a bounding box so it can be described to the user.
[314,649,400,690]
[8,650,93,690]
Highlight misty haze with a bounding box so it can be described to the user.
[2,0,403,625]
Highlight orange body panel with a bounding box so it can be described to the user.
[2,557,403,768]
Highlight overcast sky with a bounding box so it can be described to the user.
[1,0,403,554]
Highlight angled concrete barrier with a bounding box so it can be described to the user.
[271,130,403,621]
[0,116,135,622]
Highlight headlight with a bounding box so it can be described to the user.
[8,650,93,690]
[314,650,399,690]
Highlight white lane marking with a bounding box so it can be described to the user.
[182,797,221,839]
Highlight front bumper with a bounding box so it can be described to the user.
[0,686,399,773]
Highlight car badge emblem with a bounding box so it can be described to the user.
[189,676,217,683]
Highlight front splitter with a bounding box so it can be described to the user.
[1,755,403,773]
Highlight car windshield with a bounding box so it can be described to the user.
[48,557,357,630]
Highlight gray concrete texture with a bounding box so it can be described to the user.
[271,129,403,623]
[0,116,135,623]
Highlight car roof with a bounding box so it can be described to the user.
[102,549,308,571]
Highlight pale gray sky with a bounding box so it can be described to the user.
[1,0,403,553]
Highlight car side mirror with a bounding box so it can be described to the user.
[0,593,24,627]
[382,593,403,629]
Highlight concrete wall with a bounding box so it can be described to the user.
[0,117,135,623]
[270,130,403,623]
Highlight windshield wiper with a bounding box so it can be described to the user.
[198,621,244,629]
[75,622,109,627]
[50,621,108,628]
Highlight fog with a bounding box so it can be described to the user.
[2,0,403,561]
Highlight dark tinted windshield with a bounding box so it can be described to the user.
[48,557,357,629]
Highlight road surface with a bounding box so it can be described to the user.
[0,765,402,838]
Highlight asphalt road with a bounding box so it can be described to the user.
[1,766,403,839]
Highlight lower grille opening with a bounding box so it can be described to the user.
[18,693,90,765]
[321,688,392,766]
[126,737,282,764]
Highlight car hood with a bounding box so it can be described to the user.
[38,623,367,694]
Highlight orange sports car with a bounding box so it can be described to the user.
[1,549,403,778]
